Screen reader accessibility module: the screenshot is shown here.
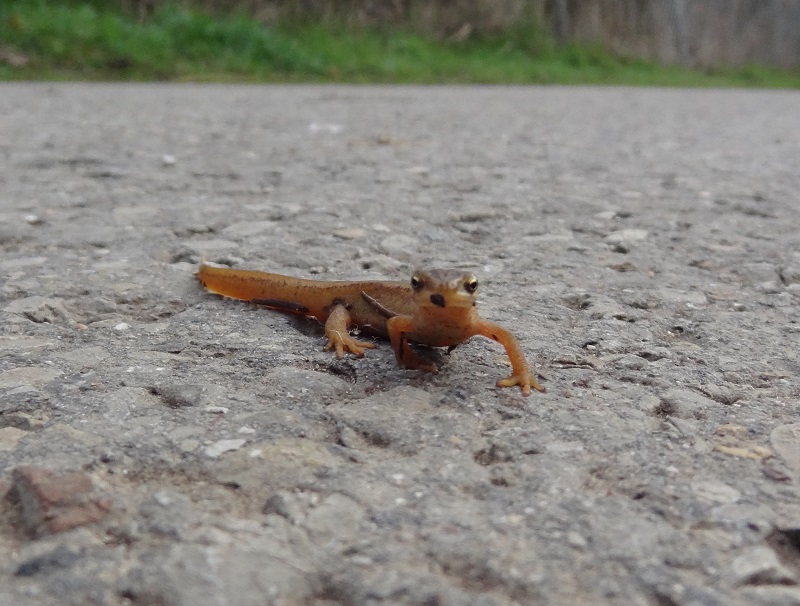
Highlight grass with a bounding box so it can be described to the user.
[2,0,799,86]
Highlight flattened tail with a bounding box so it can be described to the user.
[196,262,276,302]
[196,262,233,296]
[196,262,317,316]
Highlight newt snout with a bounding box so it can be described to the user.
[430,293,446,308]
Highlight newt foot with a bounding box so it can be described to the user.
[323,330,376,359]
[496,373,546,396]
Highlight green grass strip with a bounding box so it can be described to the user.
[1,1,798,86]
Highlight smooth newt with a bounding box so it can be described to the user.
[196,263,545,395]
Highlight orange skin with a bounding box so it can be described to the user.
[196,264,545,395]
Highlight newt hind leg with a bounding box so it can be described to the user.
[323,304,376,359]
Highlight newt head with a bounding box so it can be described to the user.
[409,269,479,310]
[394,268,483,349]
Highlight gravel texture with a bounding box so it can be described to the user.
[1,83,799,606]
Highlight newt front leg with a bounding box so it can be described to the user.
[322,304,376,359]
[386,315,439,373]
[475,320,546,396]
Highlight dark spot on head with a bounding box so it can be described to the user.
[430,293,445,308]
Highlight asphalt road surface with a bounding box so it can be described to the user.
[1,83,799,605]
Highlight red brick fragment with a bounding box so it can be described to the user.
[11,466,111,536]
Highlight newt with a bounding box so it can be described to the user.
[196,263,545,395]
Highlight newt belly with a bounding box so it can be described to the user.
[197,263,545,395]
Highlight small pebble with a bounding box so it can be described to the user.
[205,439,246,458]
[567,531,588,548]
[308,122,342,134]
[333,228,366,240]
[204,406,229,414]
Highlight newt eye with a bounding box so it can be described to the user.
[464,277,478,294]
[410,275,423,290]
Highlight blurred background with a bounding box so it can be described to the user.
[2,0,799,85]
[188,0,800,69]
